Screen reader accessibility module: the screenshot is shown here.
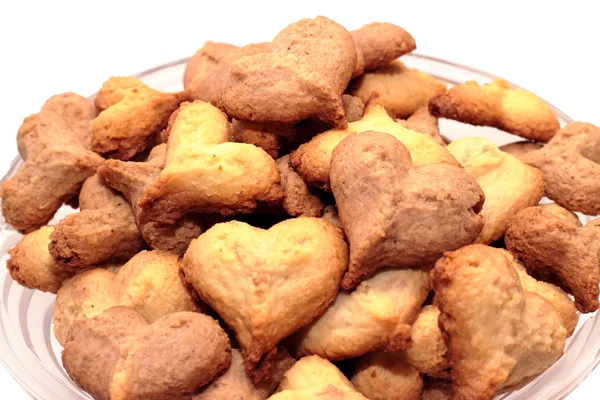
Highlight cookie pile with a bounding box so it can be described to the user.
[3,15,597,400]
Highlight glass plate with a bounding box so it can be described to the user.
[0,54,597,400]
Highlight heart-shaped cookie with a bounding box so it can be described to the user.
[348,60,446,120]
[429,78,560,142]
[62,306,231,400]
[92,76,188,160]
[447,137,545,244]
[289,267,431,360]
[500,248,578,336]
[192,348,295,400]
[431,245,566,399]
[290,97,458,191]
[98,144,207,255]
[505,206,600,313]
[269,355,368,400]
[218,16,357,129]
[330,131,484,289]
[49,174,146,271]
[1,93,104,233]
[138,101,283,225]
[54,250,200,345]
[182,217,348,381]
[521,122,600,215]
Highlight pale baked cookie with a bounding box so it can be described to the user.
[1,93,103,233]
[193,349,295,400]
[290,268,430,359]
[522,122,600,215]
[182,217,348,382]
[276,155,325,217]
[138,101,282,225]
[539,203,582,227]
[330,131,483,289]
[219,17,357,128]
[62,307,231,400]
[350,22,416,72]
[348,60,446,119]
[351,351,423,400]
[431,245,566,399]
[92,76,188,160]
[49,175,145,271]
[499,140,543,160]
[401,305,450,378]
[232,120,296,159]
[269,356,368,399]
[398,105,445,146]
[505,206,600,313]
[430,79,560,142]
[185,41,271,104]
[500,249,578,336]
[6,226,73,293]
[54,250,200,345]
[98,144,206,255]
[447,137,545,244]
[291,97,458,191]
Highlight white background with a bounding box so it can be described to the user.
[1,1,599,398]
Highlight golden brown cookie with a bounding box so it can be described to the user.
[218,17,357,128]
[1,93,103,233]
[401,305,450,378]
[350,22,416,71]
[269,356,368,400]
[276,155,325,217]
[192,348,295,400]
[290,94,366,151]
[447,137,545,244]
[398,105,444,146]
[48,175,145,271]
[348,61,446,119]
[290,268,430,360]
[330,131,484,289]
[98,144,206,254]
[290,98,459,190]
[232,120,296,159]
[54,250,200,345]
[62,307,231,400]
[138,101,282,225]
[6,226,73,293]
[185,41,271,104]
[183,41,239,91]
[351,351,423,400]
[539,203,582,227]
[500,249,578,336]
[92,76,187,160]
[429,79,560,142]
[522,122,600,215]
[182,217,348,381]
[505,206,600,313]
[499,140,543,160]
[431,245,567,399]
